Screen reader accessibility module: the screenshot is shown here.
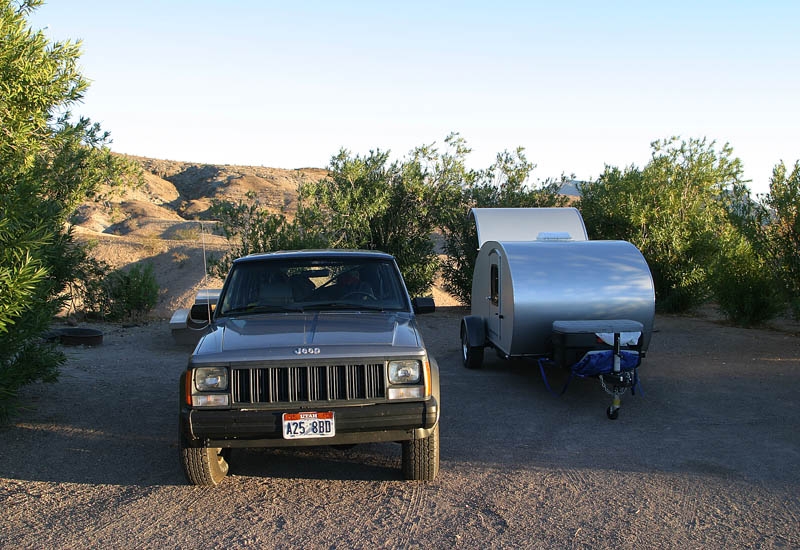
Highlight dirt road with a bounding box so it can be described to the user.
[2,308,799,548]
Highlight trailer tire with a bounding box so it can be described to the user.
[461,328,484,370]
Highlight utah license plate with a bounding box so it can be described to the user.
[282,411,335,439]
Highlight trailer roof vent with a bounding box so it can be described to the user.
[536,231,573,241]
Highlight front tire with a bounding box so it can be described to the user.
[180,439,229,486]
[401,424,440,481]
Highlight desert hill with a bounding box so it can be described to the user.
[131,156,328,220]
[73,155,328,236]
[72,156,330,318]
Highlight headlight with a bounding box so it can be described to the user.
[194,367,228,391]
[388,360,421,384]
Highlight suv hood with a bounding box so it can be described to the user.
[193,312,423,360]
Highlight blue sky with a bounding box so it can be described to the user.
[31,1,799,195]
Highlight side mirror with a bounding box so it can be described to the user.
[412,297,435,314]
[189,303,213,324]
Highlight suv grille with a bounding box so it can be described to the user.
[231,364,386,404]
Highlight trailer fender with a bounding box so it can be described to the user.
[460,316,486,369]
[461,316,487,347]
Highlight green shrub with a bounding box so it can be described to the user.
[65,247,110,317]
[208,197,327,279]
[0,0,137,420]
[727,160,800,321]
[173,227,200,241]
[74,261,159,322]
[103,263,159,321]
[710,233,782,326]
[209,140,458,298]
[297,148,444,297]
[760,161,800,318]
[579,138,748,313]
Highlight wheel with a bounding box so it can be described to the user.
[180,438,230,486]
[606,406,619,420]
[401,424,439,481]
[461,328,484,369]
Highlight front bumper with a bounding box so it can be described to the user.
[180,399,439,448]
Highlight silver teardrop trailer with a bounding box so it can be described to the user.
[459,208,655,419]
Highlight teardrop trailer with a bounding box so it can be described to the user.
[459,208,655,419]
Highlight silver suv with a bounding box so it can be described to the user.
[179,250,440,485]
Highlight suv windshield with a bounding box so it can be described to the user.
[216,256,409,316]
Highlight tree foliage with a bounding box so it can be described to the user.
[437,140,569,304]
[760,162,800,313]
[102,263,160,321]
[0,0,133,418]
[209,134,567,302]
[208,196,327,279]
[297,146,449,297]
[730,161,800,319]
[708,226,783,326]
[579,137,749,312]
[210,139,471,298]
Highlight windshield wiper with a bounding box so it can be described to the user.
[221,304,305,316]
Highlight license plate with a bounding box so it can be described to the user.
[282,411,335,439]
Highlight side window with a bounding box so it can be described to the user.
[490,263,499,306]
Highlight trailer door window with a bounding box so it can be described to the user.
[490,263,499,306]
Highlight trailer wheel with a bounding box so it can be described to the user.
[461,328,484,369]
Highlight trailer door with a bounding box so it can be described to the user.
[487,250,502,344]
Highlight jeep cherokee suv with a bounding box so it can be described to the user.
[179,250,440,485]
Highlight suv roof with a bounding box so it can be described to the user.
[234,249,394,264]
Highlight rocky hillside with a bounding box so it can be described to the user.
[71,156,329,318]
[73,155,327,235]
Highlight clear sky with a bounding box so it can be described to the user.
[30,0,799,196]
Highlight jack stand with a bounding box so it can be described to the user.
[600,370,635,420]
[603,332,627,420]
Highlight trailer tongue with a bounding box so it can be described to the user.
[460,208,656,419]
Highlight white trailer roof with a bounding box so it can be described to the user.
[469,207,588,247]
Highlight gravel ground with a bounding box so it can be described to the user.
[1,308,799,548]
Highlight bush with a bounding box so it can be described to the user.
[103,263,159,321]
[1,0,136,419]
[297,148,444,297]
[74,261,159,322]
[209,141,459,298]
[710,232,783,326]
[64,244,111,317]
[208,197,327,279]
[579,138,748,313]
[726,160,800,321]
[759,161,800,318]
